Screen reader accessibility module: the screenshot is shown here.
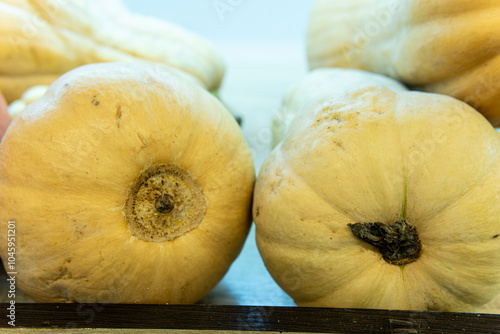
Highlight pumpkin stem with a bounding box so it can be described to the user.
[125,164,206,242]
[348,219,421,265]
[155,194,175,214]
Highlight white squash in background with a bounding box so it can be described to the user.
[0,0,224,103]
[7,85,48,118]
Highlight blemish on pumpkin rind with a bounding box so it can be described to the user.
[51,266,72,283]
[314,108,345,127]
[137,132,148,146]
[116,106,122,129]
[91,95,100,106]
[333,141,344,149]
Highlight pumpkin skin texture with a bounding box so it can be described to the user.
[0,62,255,303]
[0,92,10,139]
[307,0,500,126]
[271,68,406,147]
[0,0,224,103]
[479,294,500,314]
[254,68,500,312]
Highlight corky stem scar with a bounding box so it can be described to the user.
[125,164,206,242]
[348,219,422,265]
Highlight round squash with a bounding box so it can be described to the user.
[254,68,500,312]
[0,92,10,139]
[0,61,254,303]
[307,0,500,126]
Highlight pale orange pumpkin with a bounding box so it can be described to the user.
[0,62,255,303]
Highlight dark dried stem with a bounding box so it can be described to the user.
[155,194,175,214]
[348,219,422,265]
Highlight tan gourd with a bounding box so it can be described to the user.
[0,61,254,303]
[256,68,500,311]
[0,0,224,103]
[307,0,500,126]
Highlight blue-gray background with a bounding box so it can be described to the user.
[123,0,315,45]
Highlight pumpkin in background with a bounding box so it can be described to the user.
[255,68,500,311]
[0,0,224,103]
[7,85,48,118]
[307,0,500,126]
[0,62,254,303]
